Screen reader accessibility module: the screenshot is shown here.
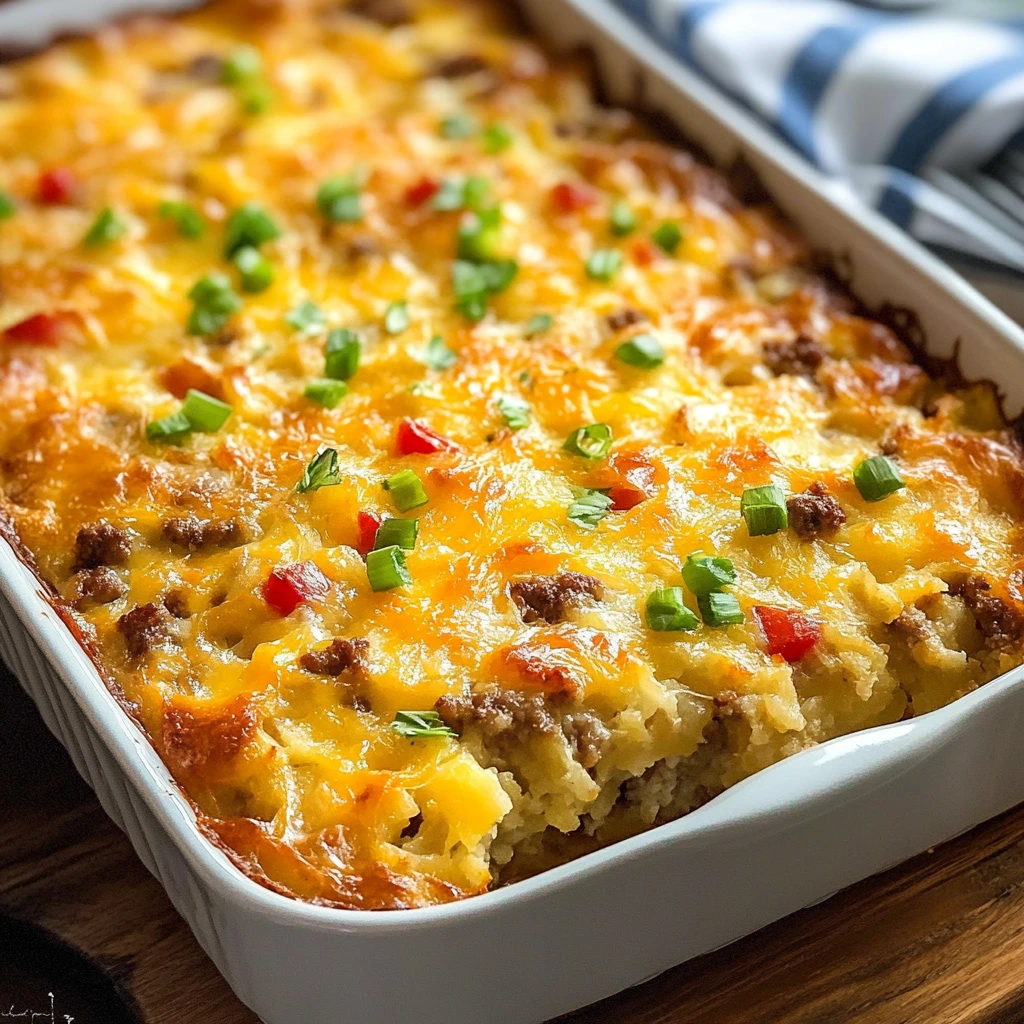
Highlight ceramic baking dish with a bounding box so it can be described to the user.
[3,1,1024,1021]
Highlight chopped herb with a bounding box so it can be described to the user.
[232,245,274,293]
[390,710,455,738]
[187,273,242,335]
[432,175,489,213]
[304,378,348,408]
[609,200,636,237]
[181,389,232,432]
[297,447,342,492]
[457,205,502,262]
[645,588,699,631]
[366,545,412,592]
[439,113,477,139]
[0,191,14,219]
[146,410,192,443]
[496,394,530,430]
[567,487,613,530]
[452,258,517,322]
[384,301,410,334]
[325,328,360,380]
[652,221,683,255]
[224,202,281,257]
[222,46,262,84]
[158,200,204,239]
[240,79,274,115]
[853,455,905,502]
[83,207,126,247]
[682,553,736,596]
[316,173,364,223]
[586,249,623,282]
[374,517,418,551]
[740,484,788,537]
[615,333,664,370]
[562,423,612,460]
[698,591,744,627]
[422,334,457,370]
[482,122,513,154]
[384,468,428,512]
[285,299,327,334]
[524,313,553,337]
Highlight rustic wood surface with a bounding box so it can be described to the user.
[4,660,1024,1024]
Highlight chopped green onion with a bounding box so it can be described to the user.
[222,45,262,84]
[83,207,126,247]
[324,328,360,380]
[482,123,513,154]
[615,333,664,370]
[567,487,613,530]
[457,205,502,262]
[439,113,477,139]
[232,245,274,293]
[374,517,417,551]
[384,301,409,335]
[496,394,530,430]
[422,334,456,370]
[853,455,905,502]
[240,79,273,115]
[645,588,699,631]
[563,423,612,461]
[698,591,744,627]
[682,553,736,596]
[146,410,192,443]
[224,202,281,257]
[158,200,204,239]
[524,313,553,337]
[452,258,517,322]
[434,175,491,213]
[187,273,242,335]
[304,378,348,408]
[181,389,232,432]
[391,710,455,738]
[0,191,15,219]
[366,544,411,591]
[740,484,788,537]
[586,249,623,282]
[384,468,428,512]
[285,299,326,334]
[297,448,342,492]
[652,221,683,255]
[609,200,636,237]
[316,174,363,223]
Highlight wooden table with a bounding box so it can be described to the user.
[4,661,1024,1024]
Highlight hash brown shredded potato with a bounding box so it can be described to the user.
[2,0,1024,909]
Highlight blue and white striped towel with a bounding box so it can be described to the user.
[615,0,1024,285]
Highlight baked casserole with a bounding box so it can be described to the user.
[1,0,1023,910]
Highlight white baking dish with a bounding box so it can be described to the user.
[3,2,1024,1022]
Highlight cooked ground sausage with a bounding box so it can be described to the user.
[163,589,191,619]
[72,567,126,607]
[787,482,846,541]
[435,687,558,739]
[347,0,411,26]
[561,711,611,769]
[117,602,173,659]
[950,576,1024,647]
[162,516,247,552]
[185,53,223,81]
[300,637,368,676]
[74,521,131,570]
[605,308,647,332]
[764,334,826,378]
[509,572,603,624]
[429,53,490,79]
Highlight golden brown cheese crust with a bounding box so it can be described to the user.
[1,0,1023,909]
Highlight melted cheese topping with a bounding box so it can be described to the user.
[2,0,1024,910]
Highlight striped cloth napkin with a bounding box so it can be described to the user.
[614,0,1024,311]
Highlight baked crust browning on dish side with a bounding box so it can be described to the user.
[1,0,1023,911]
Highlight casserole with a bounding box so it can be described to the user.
[2,0,1024,1020]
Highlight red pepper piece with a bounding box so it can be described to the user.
[405,177,440,207]
[550,181,596,214]
[37,167,80,205]
[4,312,67,346]
[607,484,647,511]
[629,238,659,268]
[395,418,453,455]
[753,606,821,663]
[356,511,382,556]
[262,562,330,616]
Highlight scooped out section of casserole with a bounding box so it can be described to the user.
[0,0,1022,910]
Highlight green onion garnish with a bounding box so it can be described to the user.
[524,313,553,337]
[422,335,456,370]
[496,394,530,430]
[304,378,348,408]
[384,468,428,512]
[457,205,502,262]
[0,191,15,219]
[740,484,788,537]
[158,200,204,239]
[285,299,326,334]
[187,273,242,335]
[651,221,683,255]
[390,710,455,738]
[232,245,274,293]
[224,201,281,257]
[240,80,274,115]
[366,544,412,591]
[609,200,636,237]
[222,45,262,84]
[316,173,363,223]
[682,553,736,596]
[853,455,905,502]
[146,410,192,443]
[297,448,342,492]
[439,113,477,139]
[452,258,517,322]
[563,423,612,460]
[615,333,664,370]
[698,591,744,627]
[645,588,699,631]
[586,249,623,282]
[83,207,126,247]
[181,388,232,432]
[482,123,513,154]
[374,517,417,551]
[325,328,360,380]
[384,301,409,335]
[567,487,613,530]
[433,176,491,213]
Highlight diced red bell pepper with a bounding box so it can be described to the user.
[629,238,659,268]
[37,167,80,205]
[395,418,453,455]
[262,561,330,616]
[4,312,68,346]
[607,483,647,511]
[550,181,596,214]
[753,606,821,663]
[356,511,382,556]
[405,176,440,207]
